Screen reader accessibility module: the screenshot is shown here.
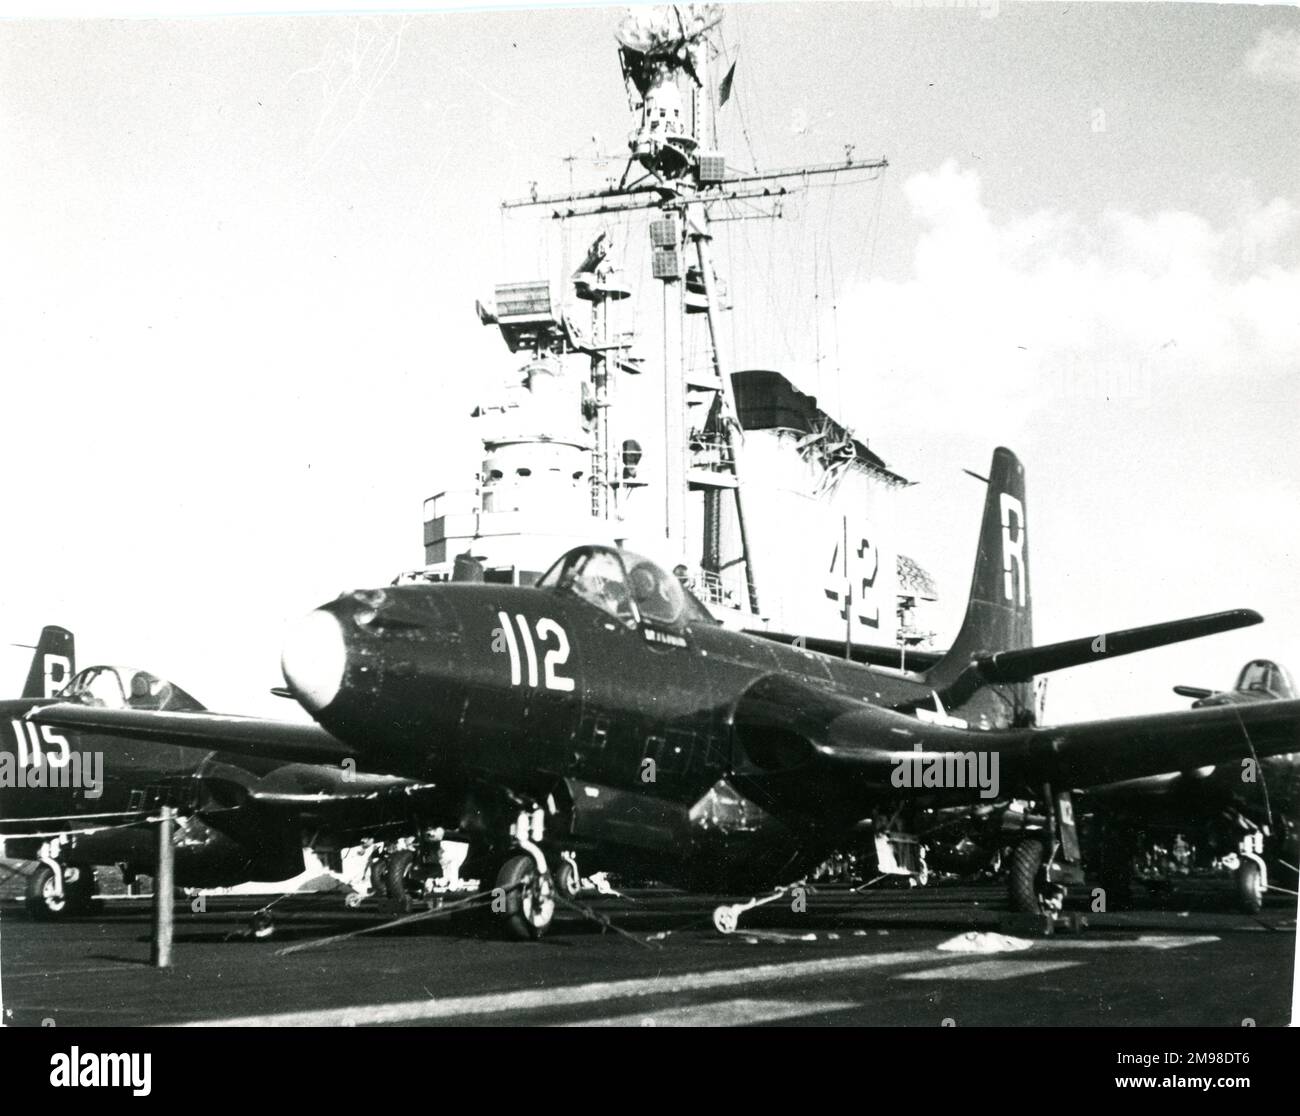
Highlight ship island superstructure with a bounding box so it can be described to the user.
[395,3,939,658]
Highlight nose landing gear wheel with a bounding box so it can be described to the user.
[496,854,555,940]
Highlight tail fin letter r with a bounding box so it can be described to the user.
[1000,493,1026,607]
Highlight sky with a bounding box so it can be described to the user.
[0,1,1297,725]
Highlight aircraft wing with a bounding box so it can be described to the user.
[18,708,451,845]
[28,704,355,766]
[1015,698,1300,788]
[734,676,1300,806]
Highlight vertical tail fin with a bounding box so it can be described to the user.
[22,626,75,699]
[925,448,1033,721]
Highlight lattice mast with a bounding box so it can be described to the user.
[502,4,888,616]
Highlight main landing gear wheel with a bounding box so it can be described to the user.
[249,910,276,940]
[368,853,390,900]
[26,864,95,920]
[384,849,416,912]
[1008,838,1058,915]
[496,854,555,940]
[1237,859,1264,915]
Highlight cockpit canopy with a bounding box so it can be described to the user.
[1234,659,1296,699]
[58,666,205,712]
[537,546,715,628]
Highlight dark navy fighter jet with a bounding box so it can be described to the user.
[29,449,1300,938]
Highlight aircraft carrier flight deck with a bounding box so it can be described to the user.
[3,881,1293,1028]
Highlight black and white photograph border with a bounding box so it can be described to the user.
[0,0,1297,1039]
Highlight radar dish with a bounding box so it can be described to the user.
[615,4,722,58]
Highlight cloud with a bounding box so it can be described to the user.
[841,161,1300,439]
[1245,27,1300,85]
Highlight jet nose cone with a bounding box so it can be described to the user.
[281,608,347,714]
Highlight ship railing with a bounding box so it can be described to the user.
[691,570,727,605]
[424,490,480,521]
[391,566,453,587]
[683,568,758,614]
[896,624,936,648]
[688,431,734,472]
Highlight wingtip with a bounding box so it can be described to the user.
[1217,608,1264,627]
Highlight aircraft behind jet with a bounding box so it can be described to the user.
[15,624,75,699]
[1079,660,1300,913]
[0,640,449,925]
[1176,659,1296,705]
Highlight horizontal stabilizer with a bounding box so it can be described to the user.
[967,609,1261,686]
[1173,684,1213,699]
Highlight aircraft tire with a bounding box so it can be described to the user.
[26,864,95,920]
[1237,859,1264,915]
[368,852,392,900]
[495,854,555,941]
[555,856,581,899]
[385,850,415,912]
[1007,838,1048,914]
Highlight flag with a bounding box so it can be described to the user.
[719,59,737,108]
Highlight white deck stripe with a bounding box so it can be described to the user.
[4,966,151,979]
[1038,934,1220,950]
[178,933,1220,1027]
[560,997,857,1027]
[897,960,1082,982]
[178,949,946,1026]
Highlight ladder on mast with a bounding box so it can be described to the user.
[498,9,888,617]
